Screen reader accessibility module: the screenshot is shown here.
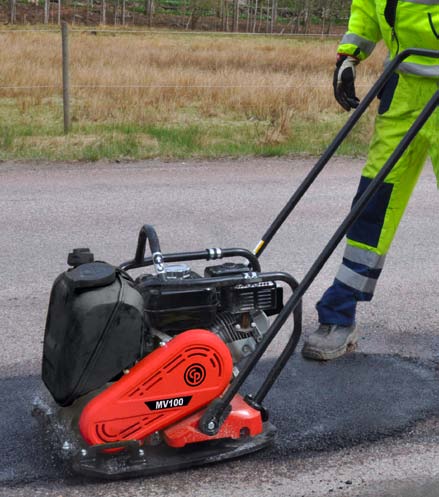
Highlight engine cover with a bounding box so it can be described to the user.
[79,329,233,446]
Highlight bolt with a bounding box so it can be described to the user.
[80,449,87,457]
[62,441,72,451]
[251,322,257,328]
[242,344,251,354]
[207,421,216,431]
[159,341,166,347]
[235,324,241,331]
[138,449,145,457]
[149,431,161,445]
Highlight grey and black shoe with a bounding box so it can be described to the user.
[301,324,357,361]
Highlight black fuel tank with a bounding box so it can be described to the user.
[42,262,144,406]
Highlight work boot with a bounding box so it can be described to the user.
[301,324,357,361]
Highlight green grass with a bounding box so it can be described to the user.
[0,98,372,161]
[0,28,374,162]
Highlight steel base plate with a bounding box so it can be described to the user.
[74,423,276,479]
[32,389,276,480]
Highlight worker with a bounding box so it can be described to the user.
[302,0,439,360]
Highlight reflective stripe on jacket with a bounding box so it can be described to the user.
[338,0,439,77]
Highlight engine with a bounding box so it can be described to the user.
[136,262,283,364]
[42,251,283,409]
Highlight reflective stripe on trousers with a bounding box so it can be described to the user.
[316,245,385,326]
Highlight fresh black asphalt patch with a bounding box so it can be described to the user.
[250,353,439,455]
[1,353,439,485]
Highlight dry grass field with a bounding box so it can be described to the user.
[0,29,386,160]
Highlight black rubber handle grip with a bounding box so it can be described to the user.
[134,224,165,277]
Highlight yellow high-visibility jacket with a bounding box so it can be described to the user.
[338,0,439,77]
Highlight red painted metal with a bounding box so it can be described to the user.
[163,394,263,448]
[79,329,233,446]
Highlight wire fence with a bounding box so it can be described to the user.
[0,23,347,92]
[2,83,326,89]
[0,23,357,136]
[2,84,376,89]
[0,26,342,36]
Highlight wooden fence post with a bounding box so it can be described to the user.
[61,22,71,134]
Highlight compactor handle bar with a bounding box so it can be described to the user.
[134,224,166,279]
[128,225,260,275]
[254,48,439,258]
[200,49,439,434]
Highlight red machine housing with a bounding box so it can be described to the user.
[79,329,234,446]
[163,394,264,447]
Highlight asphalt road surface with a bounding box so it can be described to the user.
[1,158,439,497]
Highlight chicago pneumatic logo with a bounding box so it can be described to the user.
[184,363,206,386]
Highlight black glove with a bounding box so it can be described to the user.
[333,54,360,111]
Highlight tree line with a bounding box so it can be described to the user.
[2,0,350,32]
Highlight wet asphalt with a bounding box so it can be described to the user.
[1,158,439,496]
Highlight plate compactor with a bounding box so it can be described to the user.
[33,49,439,479]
